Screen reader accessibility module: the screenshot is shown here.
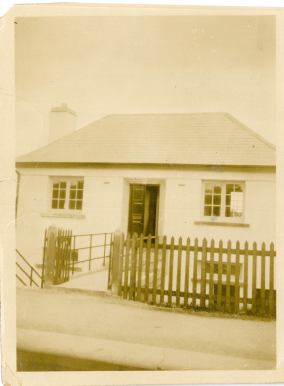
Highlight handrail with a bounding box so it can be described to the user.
[16,249,42,279]
[16,262,39,287]
[70,232,113,238]
[16,249,42,287]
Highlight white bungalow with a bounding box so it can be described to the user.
[16,104,276,287]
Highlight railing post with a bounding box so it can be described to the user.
[41,229,47,288]
[72,236,76,275]
[111,228,123,296]
[103,233,107,266]
[44,225,57,289]
[89,234,92,271]
[30,267,33,286]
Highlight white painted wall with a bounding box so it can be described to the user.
[16,165,276,274]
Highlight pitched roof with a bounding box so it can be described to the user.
[16,112,276,167]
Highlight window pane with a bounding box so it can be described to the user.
[213,195,221,205]
[213,206,220,216]
[205,183,213,194]
[60,190,66,199]
[230,192,243,217]
[225,207,232,217]
[70,190,76,199]
[59,200,65,209]
[213,184,222,194]
[69,200,75,210]
[70,182,77,189]
[235,184,243,193]
[53,182,59,189]
[52,190,59,199]
[231,265,236,276]
[204,206,211,216]
[226,184,234,195]
[204,194,212,205]
[52,200,58,209]
[77,180,84,189]
[76,200,82,210]
[77,190,83,200]
[225,195,231,205]
[60,182,66,189]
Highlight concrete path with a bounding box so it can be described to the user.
[56,267,108,292]
[17,287,276,371]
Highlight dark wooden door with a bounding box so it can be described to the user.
[128,185,159,237]
[128,185,146,236]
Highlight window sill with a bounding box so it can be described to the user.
[41,213,86,219]
[194,221,249,228]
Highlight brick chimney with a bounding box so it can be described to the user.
[49,103,77,143]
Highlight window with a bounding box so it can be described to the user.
[51,178,84,211]
[205,262,237,277]
[203,181,244,221]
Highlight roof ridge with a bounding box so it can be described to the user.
[224,113,276,150]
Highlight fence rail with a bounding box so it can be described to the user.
[112,232,276,315]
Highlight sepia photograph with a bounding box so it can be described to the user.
[1,4,284,385]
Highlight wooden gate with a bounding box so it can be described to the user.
[54,229,72,285]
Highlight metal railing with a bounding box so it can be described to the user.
[16,249,43,288]
[69,232,113,275]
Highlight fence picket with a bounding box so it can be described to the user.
[72,236,76,275]
[200,238,207,308]
[243,241,249,312]
[176,237,182,307]
[217,240,223,311]
[234,241,240,313]
[209,239,214,309]
[225,240,232,312]
[41,229,47,288]
[261,242,266,312]
[168,237,174,305]
[117,232,125,296]
[67,230,71,282]
[269,242,275,314]
[123,233,131,299]
[192,238,198,308]
[160,236,167,304]
[144,234,152,303]
[152,235,159,305]
[55,229,61,283]
[136,233,144,302]
[129,233,138,300]
[184,238,190,307]
[251,241,257,314]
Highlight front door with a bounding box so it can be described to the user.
[128,184,159,237]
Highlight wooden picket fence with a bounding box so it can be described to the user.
[113,232,276,315]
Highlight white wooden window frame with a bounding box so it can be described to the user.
[49,176,84,214]
[201,180,245,223]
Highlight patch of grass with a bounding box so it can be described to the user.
[145,300,276,321]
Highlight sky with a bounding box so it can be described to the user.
[15,15,276,156]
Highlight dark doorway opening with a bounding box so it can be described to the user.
[128,184,159,237]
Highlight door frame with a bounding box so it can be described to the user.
[122,178,165,237]
[127,183,160,237]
